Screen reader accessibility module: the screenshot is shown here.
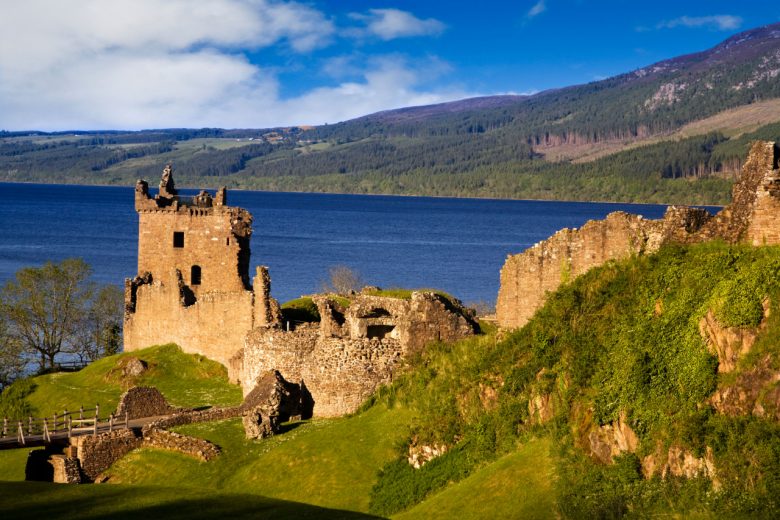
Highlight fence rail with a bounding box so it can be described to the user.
[1,404,129,447]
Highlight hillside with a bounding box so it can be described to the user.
[2,23,780,204]
[3,241,780,517]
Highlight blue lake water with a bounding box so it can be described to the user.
[0,183,677,306]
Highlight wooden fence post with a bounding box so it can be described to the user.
[27,416,32,435]
[125,411,129,430]
[17,421,25,446]
[79,406,84,420]
[109,413,114,432]
[67,416,72,438]
[43,418,50,443]
[2,417,7,437]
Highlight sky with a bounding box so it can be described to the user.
[1,0,779,131]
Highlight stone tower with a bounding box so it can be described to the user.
[124,165,279,368]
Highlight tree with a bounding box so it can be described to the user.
[75,285,124,363]
[0,258,122,372]
[0,312,25,390]
[320,265,365,295]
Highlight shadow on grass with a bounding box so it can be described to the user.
[0,481,386,520]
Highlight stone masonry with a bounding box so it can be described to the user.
[497,141,780,329]
[123,166,477,417]
[240,291,478,416]
[123,165,280,368]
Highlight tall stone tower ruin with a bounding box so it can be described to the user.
[123,165,279,367]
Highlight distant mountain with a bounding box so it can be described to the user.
[3,23,780,205]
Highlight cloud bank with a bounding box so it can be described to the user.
[0,1,463,130]
[656,15,743,31]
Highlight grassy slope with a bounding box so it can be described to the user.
[395,437,556,520]
[23,344,242,417]
[105,405,413,513]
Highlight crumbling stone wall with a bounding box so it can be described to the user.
[49,455,81,484]
[124,166,281,369]
[142,428,220,461]
[72,429,142,482]
[241,292,477,416]
[497,141,780,329]
[115,386,178,420]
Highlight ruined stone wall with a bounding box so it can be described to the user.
[497,212,664,329]
[123,279,255,368]
[72,429,142,482]
[241,326,403,417]
[115,386,177,420]
[124,168,261,368]
[744,142,780,245]
[136,207,252,293]
[497,141,780,330]
[241,292,476,416]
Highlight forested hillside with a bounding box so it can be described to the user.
[2,23,780,204]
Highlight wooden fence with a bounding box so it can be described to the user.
[1,405,129,447]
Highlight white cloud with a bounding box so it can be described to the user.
[0,1,470,130]
[527,1,547,18]
[655,15,743,31]
[349,9,445,40]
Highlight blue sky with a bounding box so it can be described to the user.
[1,0,778,130]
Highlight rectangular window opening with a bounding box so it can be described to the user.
[173,231,184,248]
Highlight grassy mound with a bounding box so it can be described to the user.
[0,344,242,420]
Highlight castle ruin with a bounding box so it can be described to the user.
[124,166,477,416]
[123,166,277,368]
[497,141,780,329]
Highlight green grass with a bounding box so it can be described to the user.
[395,437,556,520]
[280,297,320,323]
[0,482,381,520]
[363,288,455,301]
[105,404,413,513]
[6,344,241,419]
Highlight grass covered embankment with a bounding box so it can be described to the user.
[365,242,780,517]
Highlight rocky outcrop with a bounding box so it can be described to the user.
[408,440,449,469]
[710,354,780,419]
[642,445,717,482]
[497,141,780,330]
[587,412,639,464]
[698,299,770,373]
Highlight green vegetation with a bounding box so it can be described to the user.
[3,242,780,517]
[106,405,412,513]
[365,242,780,516]
[0,344,241,419]
[280,297,320,323]
[395,437,556,520]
